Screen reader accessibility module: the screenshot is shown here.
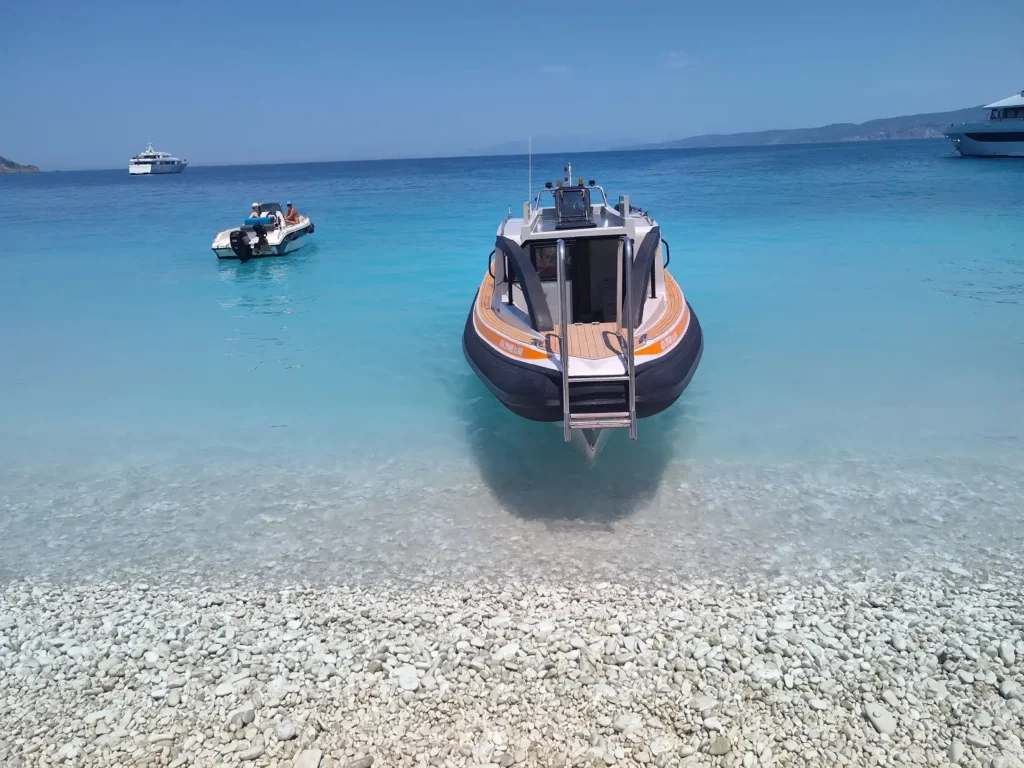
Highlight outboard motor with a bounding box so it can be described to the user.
[229,229,253,262]
[253,223,270,254]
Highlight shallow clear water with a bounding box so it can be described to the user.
[3,142,1023,583]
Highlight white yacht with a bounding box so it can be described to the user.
[945,91,1024,157]
[129,142,188,175]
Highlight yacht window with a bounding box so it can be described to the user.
[964,132,1024,141]
[992,109,1000,120]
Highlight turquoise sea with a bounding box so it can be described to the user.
[2,141,1023,585]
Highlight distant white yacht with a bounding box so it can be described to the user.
[129,142,187,175]
[945,91,1024,157]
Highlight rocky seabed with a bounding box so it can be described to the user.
[1,572,1023,768]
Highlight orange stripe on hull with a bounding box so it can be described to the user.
[472,311,549,360]
[472,272,690,362]
[636,303,690,357]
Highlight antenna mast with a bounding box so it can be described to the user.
[528,136,532,210]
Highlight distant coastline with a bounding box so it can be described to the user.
[628,106,984,151]
[5,105,984,173]
[0,156,40,173]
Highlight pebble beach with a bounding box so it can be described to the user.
[3,569,1023,768]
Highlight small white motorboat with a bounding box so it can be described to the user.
[211,202,314,261]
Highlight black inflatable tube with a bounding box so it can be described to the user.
[463,296,703,423]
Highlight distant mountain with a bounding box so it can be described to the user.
[631,107,987,150]
[471,106,985,158]
[0,156,40,173]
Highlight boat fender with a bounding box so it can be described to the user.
[229,229,253,262]
[307,222,314,234]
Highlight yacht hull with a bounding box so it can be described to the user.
[129,163,187,175]
[945,128,1024,157]
[462,295,703,423]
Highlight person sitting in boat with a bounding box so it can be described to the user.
[249,202,261,219]
[284,202,301,225]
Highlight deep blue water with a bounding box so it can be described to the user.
[2,141,1024,583]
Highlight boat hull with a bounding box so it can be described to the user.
[463,295,703,423]
[211,220,314,259]
[213,235,309,259]
[129,163,187,175]
[945,125,1024,157]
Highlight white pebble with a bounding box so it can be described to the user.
[864,702,897,735]
[999,641,1016,668]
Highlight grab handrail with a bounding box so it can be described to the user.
[621,236,637,440]
[557,239,571,442]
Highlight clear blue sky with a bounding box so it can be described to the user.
[3,0,1023,169]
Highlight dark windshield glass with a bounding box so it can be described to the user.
[531,242,573,280]
[558,190,587,218]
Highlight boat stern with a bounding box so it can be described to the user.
[211,228,236,254]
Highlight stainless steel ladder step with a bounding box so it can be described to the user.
[557,236,638,443]
[567,375,631,384]
[569,412,633,429]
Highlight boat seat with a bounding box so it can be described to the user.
[242,213,282,231]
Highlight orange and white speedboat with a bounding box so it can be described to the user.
[463,163,703,457]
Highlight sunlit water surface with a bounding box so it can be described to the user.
[2,142,1023,584]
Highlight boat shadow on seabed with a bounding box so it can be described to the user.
[461,377,698,527]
